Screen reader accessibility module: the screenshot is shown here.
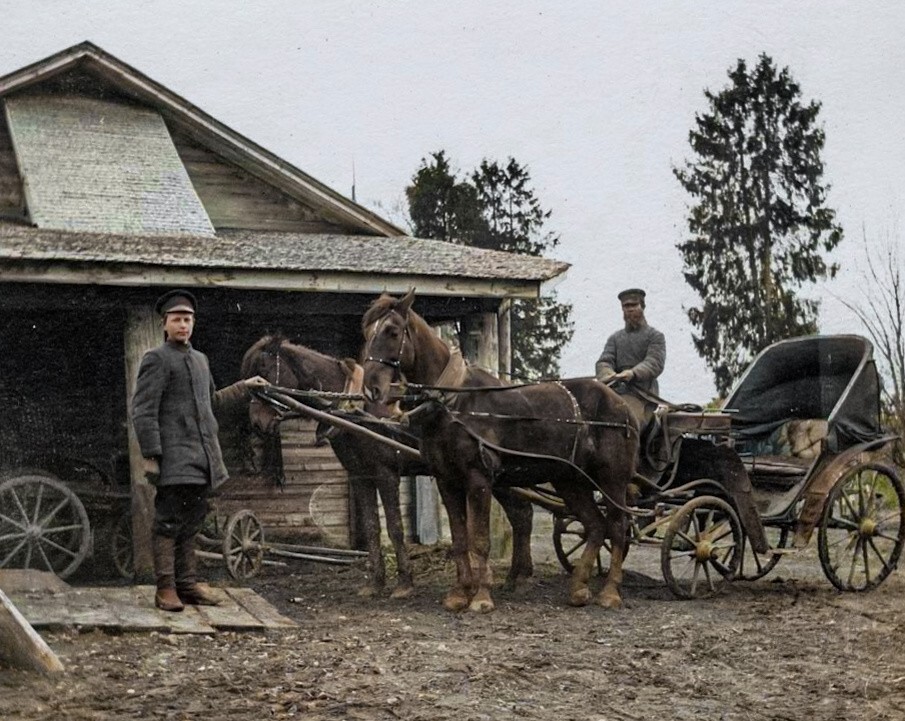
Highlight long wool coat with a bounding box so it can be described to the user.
[131,341,248,489]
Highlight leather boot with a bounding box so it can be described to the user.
[152,535,184,613]
[175,535,220,606]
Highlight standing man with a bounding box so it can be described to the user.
[131,289,267,612]
[595,288,666,427]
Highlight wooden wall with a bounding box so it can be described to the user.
[216,418,350,545]
[171,130,350,233]
[0,110,24,219]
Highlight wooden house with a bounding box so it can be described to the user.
[0,42,569,579]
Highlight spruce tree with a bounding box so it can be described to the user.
[674,54,843,394]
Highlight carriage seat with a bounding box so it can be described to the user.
[742,419,827,489]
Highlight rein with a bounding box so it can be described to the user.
[444,412,643,517]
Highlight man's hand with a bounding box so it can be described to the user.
[614,369,635,382]
[243,376,270,388]
[142,457,160,480]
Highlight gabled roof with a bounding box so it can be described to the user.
[0,41,405,237]
[0,222,569,298]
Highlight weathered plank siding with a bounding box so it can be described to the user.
[0,112,23,218]
[215,418,350,546]
[172,131,349,233]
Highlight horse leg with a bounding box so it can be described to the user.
[376,470,414,599]
[492,487,534,590]
[435,475,473,612]
[597,505,628,609]
[554,482,605,607]
[353,476,386,597]
[465,470,495,613]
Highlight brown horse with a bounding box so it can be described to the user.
[243,335,537,598]
[242,335,417,598]
[362,291,639,612]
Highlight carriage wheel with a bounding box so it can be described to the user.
[552,515,610,576]
[817,463,905,592]
[0,474,91,580]
[738,526,791,581]
[222,510,265,581]
[661,495,742,599]
[109,512,134,580]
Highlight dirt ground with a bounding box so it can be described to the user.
[2,536,905,721]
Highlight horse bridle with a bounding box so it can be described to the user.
[364,313,410,382]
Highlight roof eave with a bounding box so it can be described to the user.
[0,260,552,299]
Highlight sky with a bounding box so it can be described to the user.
[2,1,903,403]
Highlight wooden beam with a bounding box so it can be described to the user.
[0,588,64,673]
[0,262,544,298]
[124,306,160,583]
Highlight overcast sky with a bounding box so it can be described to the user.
[3,2,903,403]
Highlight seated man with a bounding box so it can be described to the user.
[595,288,666,428]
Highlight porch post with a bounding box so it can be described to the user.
[461,310,510,559]
[498,299,512,382]
[124,306,160,583]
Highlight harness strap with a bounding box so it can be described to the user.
[446,414,642,517]
[435,347,469,388]
[553,381,586,465]
[342,363,365,397]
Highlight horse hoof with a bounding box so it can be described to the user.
[468,598,495,613]
[596,591,623,609]
[390,585,414,600]
[357,585,380,598]
[468,589,494,613]
[569,588,592,607]
[443,590,470,612]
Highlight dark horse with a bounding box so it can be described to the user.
[362,291,639,612]
[241,335,417,598]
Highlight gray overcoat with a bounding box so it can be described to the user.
[131,341,248,489]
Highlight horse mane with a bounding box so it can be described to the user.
[361,293,398,331]
[240,335,284,377]
[243,334,349,392]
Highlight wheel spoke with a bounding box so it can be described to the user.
[36,497,70,529]
[689,560,701,596]
[9,488,30,524]
[38,535,79,558]
[1,538,28,566]
[35,540,55,571]
[0,512,27,532]
[867,537,892,572]
[861,538,871,585]
[39,523,85,535]
[29,483,45,524]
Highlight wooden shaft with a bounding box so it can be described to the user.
[266,391,422,461]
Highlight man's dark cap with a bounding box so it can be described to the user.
[618,288,646,304]
[155,289,197,316]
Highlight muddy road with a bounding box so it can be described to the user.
[2,540,905,721]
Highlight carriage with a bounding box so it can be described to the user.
[535,334,904,598]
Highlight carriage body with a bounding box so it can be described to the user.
[555,334,904,598]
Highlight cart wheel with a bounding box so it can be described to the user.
[661,495,742,599]
[109,512,134,580]
[817,463,905,592]
[223,510,265,581]
[0,474,91,580]
[738,526,791,581]
[552,515,610,576]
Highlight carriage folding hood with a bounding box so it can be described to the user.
[722,335,885,453]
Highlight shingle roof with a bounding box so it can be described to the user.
[0,223,569,283]
[6,93,214,237]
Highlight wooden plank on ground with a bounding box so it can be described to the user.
[225,587,296,628]
[117,587,216,634]
[0,588,64,673]
[193,589,266,630]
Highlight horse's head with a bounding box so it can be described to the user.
[241,335,314,437]
[361,290,416,403]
